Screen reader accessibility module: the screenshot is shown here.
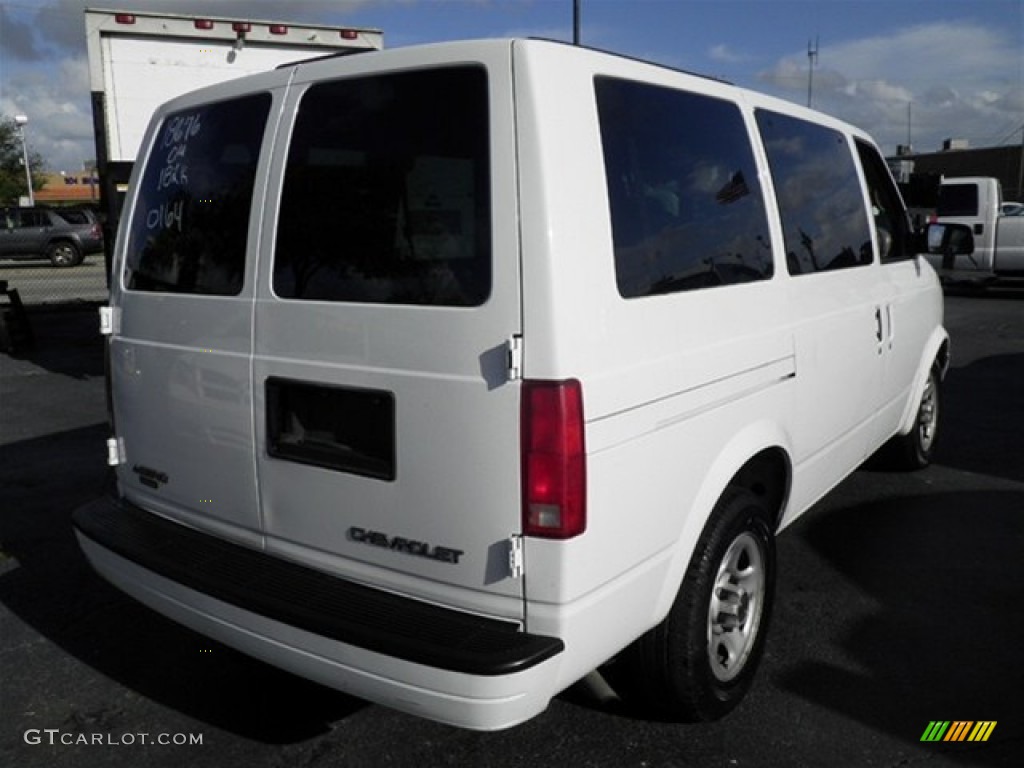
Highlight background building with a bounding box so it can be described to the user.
[33,171,101,206]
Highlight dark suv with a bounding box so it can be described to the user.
[0,206,104,267]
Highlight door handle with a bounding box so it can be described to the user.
[875,307,883,343]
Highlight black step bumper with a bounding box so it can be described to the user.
[72,496,563,676]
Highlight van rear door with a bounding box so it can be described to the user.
[111,89,277,543]
[252,48,525,617]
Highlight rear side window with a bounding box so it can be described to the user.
[55,210,84,224]
[756,110,873,275]
[936,184,979,217]
[596,77,773,297]
[124,93,271,295]
[274,66,491,306]
[11,210,47,228]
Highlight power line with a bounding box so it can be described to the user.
[989,121,1024,147]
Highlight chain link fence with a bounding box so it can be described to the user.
[0,253,109,307]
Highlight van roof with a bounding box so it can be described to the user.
[156,37,878,152]
[276,36,733,86]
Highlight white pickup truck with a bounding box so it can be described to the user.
[928,176,1024,284]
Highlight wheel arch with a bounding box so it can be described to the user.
[650,424,792,622]
[896,327,950,437]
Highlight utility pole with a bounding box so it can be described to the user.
[907,102,912,150]
[573,0,581,45]
[807,36,819,108]
[14,114,35,207]
[1018,124,1024,201]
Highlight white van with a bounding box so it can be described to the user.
[74,39,949,730]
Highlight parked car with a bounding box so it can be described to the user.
[1001,201,1024,217]
[0,206,104,267]
[74,38,948,731]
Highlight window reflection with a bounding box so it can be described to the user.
[596,77,773,298]
[273,67,491,307]
[125,94,270,295]
[755,110,873,275]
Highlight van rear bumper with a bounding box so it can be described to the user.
[72,496,565,729]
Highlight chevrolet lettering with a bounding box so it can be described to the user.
[348,527,465,564]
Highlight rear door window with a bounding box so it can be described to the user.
[596,77,773,298]
[756,110,873,275]
[124,93,271,295]
[273,67,491,307]
[56,210,91,225]
[936,184,980,217]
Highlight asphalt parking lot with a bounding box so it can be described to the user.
[1,292,1022,767]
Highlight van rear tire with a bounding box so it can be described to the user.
[624,487,775,722]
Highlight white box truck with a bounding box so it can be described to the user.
[85,7,383,236]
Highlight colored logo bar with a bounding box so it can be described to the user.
[921,721,997,742]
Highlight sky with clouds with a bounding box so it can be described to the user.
[0,0,1021,171]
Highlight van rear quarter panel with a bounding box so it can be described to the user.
[513,43,797,645]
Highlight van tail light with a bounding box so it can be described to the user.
[521,379,586,539]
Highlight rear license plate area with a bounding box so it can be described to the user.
[266,377,395,481]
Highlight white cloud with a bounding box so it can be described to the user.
[0,56,95,169]
[709,44,748,64]
[996,88,1024,113]
[844,79,913,104]
[757,21,1023,153]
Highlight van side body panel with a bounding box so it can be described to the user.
[514,42,791,590]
